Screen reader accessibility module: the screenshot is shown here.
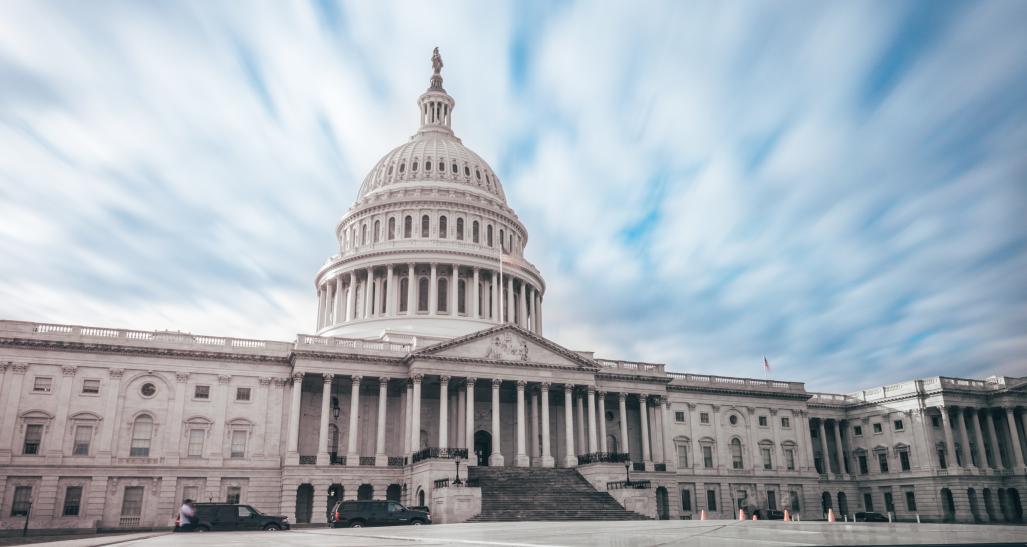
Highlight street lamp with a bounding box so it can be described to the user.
[624,461,631,484]
[454,454,464,485]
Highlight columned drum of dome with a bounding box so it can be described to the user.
[314,49,545,341]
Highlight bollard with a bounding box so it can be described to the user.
[827,508,836,523]
[916,513,920,524]
[752,514,758,520]
[843,514,847,522]
[887,512,893,523]
[700,509,707,521]
[783,509,791,522]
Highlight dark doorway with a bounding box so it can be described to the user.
[656,487,670,520]
[386,484,401,502]
[941,488,955,522]
[1009,489,1023,522]
[295,484,314,524]
[474,430,492,466]
[358,484,374,500]
[968,488,980,522]
[327,484,343,522]
[417,488,425,506]
[821,492,832,517]
[837,492,848,518]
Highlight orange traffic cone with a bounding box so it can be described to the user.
[783,509,791,522]
[700,509,707,521]
[827,508,836,523]
[738,508,746,521]
[752,514,758,521]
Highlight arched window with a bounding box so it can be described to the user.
[373,220,380,243]
[499,229,505,251]
[452,162,458,174]
[464,166,471,177]
[361,224,367,245]
[130,415,153,457]
[456,218,464,240]
[438,278,448,312]
[458,279,466,314]
[388,218,395,240]
[399,278,409,312]
[421,215,430,238]
[476,169,481,180]
[472,221,480,243]
[399,162,405,173]
[509,233,513,251]
[412,160,418,172]
[487,225,493,247]
[730,438,744,469]
[404,216,412,238]
[426,159,432,171]
[439,216,448,239]
[418,277,429,312]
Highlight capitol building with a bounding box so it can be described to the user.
[0,51,1024,532]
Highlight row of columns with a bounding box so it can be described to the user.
[314,264,543,333]
[937,405,1026,471]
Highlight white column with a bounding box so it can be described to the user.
[363,269,373,318]
[457,387,466,450]
[984,409,1001,467]
[833,420,846,475]
[956,407,972,469]
[518,281,528,328]
[528,286,537,332]
[536,293,543,334]
[660,397,673,467]
[45,366,76,457]
[410,375,422,454]
[531,387,540,462]
[438,376,450,449]
[451,264,459,315]
[346,376,362,465]
[1006,407,1025,468]
[506,275,514,323]
[540,383,554,467]
[334,276,344,325]
[316,286,325,329]
[618,392,629,456]
[406,264,416,315]
[515,380,529,466]
[640,395,652,464]
[326,282,335,326]
[465,378,476,454]
[385,265,395,316]
[817,418,830,474]
[287,372,303,462]
[473,268,481,319]
[586,386,598,453]
[375,377,389,466]
[575,390,586,454]
[346,272,356,321]
[490,379,504,466]
[940,407,958,470]
[403,381,413,456]
[317,373,334,464]
[490,273,499,322]
[598,392,608,453]
[563,385,577,467]
[971,408,987,469]
[429,263,438,315]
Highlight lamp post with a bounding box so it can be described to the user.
[21,502,31,537]
[454,454,463,485]
[625,461,631,484]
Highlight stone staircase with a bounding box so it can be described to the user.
[466,466,650,522]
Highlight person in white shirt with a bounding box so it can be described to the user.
[178,499,196,532]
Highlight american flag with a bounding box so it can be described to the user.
[763,356,771,374]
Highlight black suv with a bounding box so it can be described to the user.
[854,511,889,522]
[756,509,785,520]
[330,500,430,528]
[180,503,290,532]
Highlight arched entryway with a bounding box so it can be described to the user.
[983,488,996,521]
[474,430,492,466]
[967,488,980,522]
[998,488,1010,521]
[940,488,955,522]
[821,492,832,517]
[607,434,619,453]
[1008,489,1023,522]
[656,487,670,520]
[295,484,314,524]
[416,488,426,507]
[386,484,402,502]
[358,484,374,500]
[327,484,343,522]
[837,492,848,518]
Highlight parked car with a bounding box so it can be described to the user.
[177,503,290,532]
[330,500,430,528]
[756,509,785,520]
[854,511,889,522]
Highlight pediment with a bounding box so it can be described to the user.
[410,325,597,370]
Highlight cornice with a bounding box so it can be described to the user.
[595,372,670,385]
[410,354,596,375]
[290,349,407,366]
[318,249,545,288]
[0,337,290,365]
[667,383,812,401]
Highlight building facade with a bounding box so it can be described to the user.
[0,52,1024,532]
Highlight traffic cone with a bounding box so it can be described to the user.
[827,508,836,523]
[738,508,746,521]
[700,509,707,521]
[752,514,758,521]
[783,509,791,522]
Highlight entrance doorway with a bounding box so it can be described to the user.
[327,484,343,523]
[295,484,313,524]
[656,487,670,520]
[474,430,492,466]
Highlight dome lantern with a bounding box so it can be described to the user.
[416,47,455,137]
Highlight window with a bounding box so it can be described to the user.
[121,486,143,517]
[899,451,910,471]
[404,216,412,238]
[226,487,241,504]
[873,423,882,434]
[457,279,466,314]
[472,221,479,243]
[62,486,82,516]
[456,218,464,240]
[706,490,718,512]
[130,415,153,457]
[230,430,247,458]
[437,278,448,312]
[487,225,493,246]
[699,412,710,425]
[452,162,458,174]
[194,385,210,399]
[235,388,251,401]
[421,215,430,238]
[237,505,254,519]
[781,417,790,428]
[878,452,889,473]
[399,278,409,312]
[439,216,447,238]
[863,493,874,511]
[767,490,777,511]
[893,419,904,431]
[884,492,894,513]
[418,277,429,311]
[388,217,395,240]
[758,416,768,427]
[730,438,743,469]
[187,429,205,457]
[853,425,863,437]
[905,491,917,511]
[32,377,53,392]
[790,491,801,512]
[23,424,42,454]
[931,416,941,428]
[785,449,796,470]
[729,415,738,426]
[373,220,380,243]
[464,165,470,176]
[11,486,31,516]
[680,489,691,511]
[426,159,432,171]
[677,444,689,468]
[399,162,405,173]
[140,382,156,397]
[411,160,418,172]
[761,447,773,469]
[361,224,367,245]
[858,454,868,474]
[937,447,947,469]
[702,446,713,468]
[82,379,100,394]
[499,229,505,250]
[675,411,685,423]
[72,425,92,455]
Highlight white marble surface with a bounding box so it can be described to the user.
[81,521,1027,547]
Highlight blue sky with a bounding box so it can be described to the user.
[1,1,1025,393]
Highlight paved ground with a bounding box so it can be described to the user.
[24,521,1027,547]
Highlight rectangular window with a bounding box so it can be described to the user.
[677,445,689,468]
[699,412,710,425]
[11,486,32,516]
[675,411,685,423]
[767,490,777,510]
[897,451,909,471]
[781,417,790,428]
[873,423,882,434]
[931,416,941,428]
[23,424,43,455]
[226,486,241,504]
[82,379,100,394]
[758,416,768,427]
[187,429,205,457]
[62,486,82,516]
[702,446,713,468]
[790,491,801,512]
[120,486,143,517]
[814,456,823,474]
[859,455,868,474]
[905,491,917,511]
[938,448,947,469]
[785,449,795,470]
[884,492,895,513]
[761,447,772,469]
[182,486,198,503]
[878,452,889,473]
[32,377,52,392]
[72,425,92,455]
[235,387,251,401]
[230,430,246,458]
[853,425,863,436]
[706,490,717,512]
[863,493,874,512]
[893,419,904,431]
[194,385,210,399]
[680,489,691,511]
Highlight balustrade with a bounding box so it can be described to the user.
[412,447,468,463]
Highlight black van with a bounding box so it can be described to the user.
[179,503,290,532]
[330,500,430,528]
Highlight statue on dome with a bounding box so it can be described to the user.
[432,47,443,75]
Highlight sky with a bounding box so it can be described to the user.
[1,1,1026,393]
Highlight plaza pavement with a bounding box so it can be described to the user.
[30,521,1027,547]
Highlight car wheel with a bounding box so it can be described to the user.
[411,520,424,525]
[349,521,364,528]
[263,524,281,531]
